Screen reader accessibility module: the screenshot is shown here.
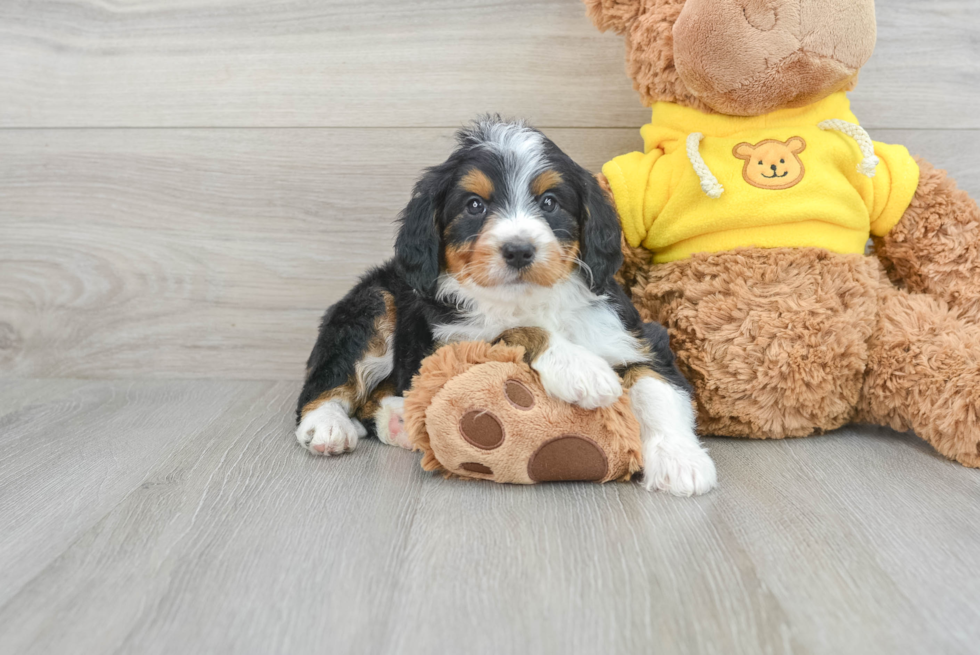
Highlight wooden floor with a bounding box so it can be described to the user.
[1,380,979,654]
[2,0,980,653]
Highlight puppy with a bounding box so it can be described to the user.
[295,118,716,495]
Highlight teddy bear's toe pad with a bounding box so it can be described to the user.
[459,410,505,449]
[504,380,535,409]
[527,436,608,482]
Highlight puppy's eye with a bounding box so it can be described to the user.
[540,194,559,213]
[780,159,785,164]
[466,198,486,216]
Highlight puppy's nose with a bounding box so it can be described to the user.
[501,241,536,270]
[771,164,778,171]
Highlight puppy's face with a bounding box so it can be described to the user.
[443,154,581,288]
[395,120,623,295]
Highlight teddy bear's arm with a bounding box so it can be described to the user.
[872,157,980,323]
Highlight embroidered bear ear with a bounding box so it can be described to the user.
[733,143,755,160]
[786,137,807,155]
[734,138,808,191]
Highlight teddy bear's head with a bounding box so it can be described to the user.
[586,0,877,116]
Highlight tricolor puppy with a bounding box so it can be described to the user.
[296,118,716,495]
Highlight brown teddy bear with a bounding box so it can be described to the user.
[403,340,643,484]
[588,0,980,467]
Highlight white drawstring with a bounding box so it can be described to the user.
[819,119,879,177]
[686,132,724,199]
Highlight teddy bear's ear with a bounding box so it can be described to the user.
[584,0,644,35]
[733,143,755,161]
[787,137,807,155]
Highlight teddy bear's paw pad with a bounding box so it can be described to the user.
[459,410,505,449]
[504,379,535,410]
[460,462,494,476]
[527,435,608,482]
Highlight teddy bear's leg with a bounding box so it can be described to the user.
[858,287,980,468]
[636,248,880,439]
[873,158,980,323]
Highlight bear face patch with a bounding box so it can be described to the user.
[733,137,806,190]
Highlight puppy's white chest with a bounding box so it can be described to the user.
[433,277,646,366]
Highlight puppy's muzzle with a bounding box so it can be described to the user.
[501,241,537,271]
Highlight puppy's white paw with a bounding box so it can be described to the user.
[641,440,717,496]
[351,418,369,439]
[376,396,412,450]
[295,401,359,456]
[535,346,622,410]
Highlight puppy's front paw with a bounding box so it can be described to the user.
[641,441,717,496]
[535,347,622,410]
[295,402,359,456]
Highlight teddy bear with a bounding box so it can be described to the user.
[402,340,643,484]
[586,0,980,467]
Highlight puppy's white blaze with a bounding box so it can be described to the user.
[475,120,547,217]
[354,330,394,400]
[476,214,558,285]
[486,214,556,249]
[434,275,647,367]
[629,377,717,496]
[477,121,544,167]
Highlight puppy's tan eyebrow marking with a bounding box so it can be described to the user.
[532,170,563,196]
[459,169,494,199]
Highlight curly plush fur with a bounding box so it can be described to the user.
[858,285,980,469]
[633,249,879,439]
[873,158,980,324]
[589,0,980,468]
[627,244,980,465]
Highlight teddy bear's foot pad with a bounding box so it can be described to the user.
[527,436,608,482]
[457,433,610,482]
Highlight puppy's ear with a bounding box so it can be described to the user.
[394,173,444,294]
[579,170,624,292]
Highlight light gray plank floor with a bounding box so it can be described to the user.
[1,379,978,655]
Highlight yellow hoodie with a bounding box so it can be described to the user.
[602,93,920,263]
